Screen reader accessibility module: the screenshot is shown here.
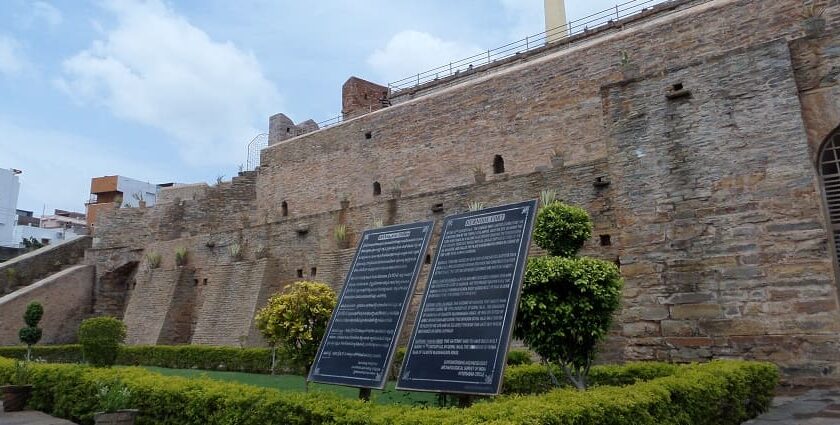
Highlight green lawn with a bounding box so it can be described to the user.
[143,367,439,406]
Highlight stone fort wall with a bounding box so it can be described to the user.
[82,0,840,385]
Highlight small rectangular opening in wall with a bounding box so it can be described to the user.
[297,269,304,278]
[193,279,199,286]
[425,254,432,264]
[600,235,612,246]
[672,83,683,91]
[365,131,372,140]
[202,278,208,286]
[311,267,317,277]
[431,203,444,213]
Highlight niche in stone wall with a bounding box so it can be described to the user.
[373,181,382,196]
[281,201,289,217]
[493,155,505,174]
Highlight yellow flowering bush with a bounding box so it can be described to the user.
[254,281,336,374]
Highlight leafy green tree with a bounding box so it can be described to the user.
[78,317,126,367]
[254,281,336,381]
[514,200,623,390]
[18,302,43,361]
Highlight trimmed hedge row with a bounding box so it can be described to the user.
[0,357,778,425]
[0,345,297,374]
[0,345,533,376]
[502,362,680,394]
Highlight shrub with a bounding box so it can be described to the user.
[78,317,126,367]
[19,302,44,361]
[174,247,188,267]
[145,252,161,269]
[96,381,133,413]
[502,362,681,395]
[506,349,533,367]
[517,201,622,390]
[0,357,779,425]
[254,281,336,375]
[532,201,593,257]
[515,256,623,389]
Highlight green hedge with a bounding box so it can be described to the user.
[0,357,777,425]
[0,345,531,376]
[502,361,680,394]
[0,345,299,374]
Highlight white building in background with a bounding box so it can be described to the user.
[0,168,22,248]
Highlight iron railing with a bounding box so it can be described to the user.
[246,0,686,169]
[387,0,672,93]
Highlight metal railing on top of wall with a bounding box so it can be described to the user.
[246,0,697,170]
[387,0,676,93]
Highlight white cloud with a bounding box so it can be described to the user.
[499,0,544,39]
[0,36,26,76]
[367,30,483,84]
[31,2,63,27]
[0,117,170,214]
[56,0,281,165]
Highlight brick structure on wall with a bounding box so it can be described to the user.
[342,76,389,120]
[7,0,838,385]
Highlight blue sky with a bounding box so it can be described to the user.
[0,0,663,214]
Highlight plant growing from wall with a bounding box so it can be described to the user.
[514,200,623,390]
[228,243,243,261]
[371,216,384,229]
[254,244,269,259]
[5,267,17,285]
[472,165,486,183]
[18,302,43,361]
[334,224,349,249]
[539,189,557,206]
[145,252,161,270]
[254,281,336,383]
[467,201,485,212]
[174,247,188,267]
[78,317,127,367]
[390,179,403,198]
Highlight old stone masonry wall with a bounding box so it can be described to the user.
[83,0,840,385]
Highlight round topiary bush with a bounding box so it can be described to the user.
[19,302,43,361]
[514,256,623,389]
[533,201,593,257]
[78,317,126,367]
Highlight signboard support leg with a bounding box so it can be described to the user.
[359,387,372,401]
[457,395,473,408]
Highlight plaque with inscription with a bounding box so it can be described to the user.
[308,221,434,389]
[396,200,537,395]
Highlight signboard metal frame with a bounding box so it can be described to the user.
[396,200,537,395]
[307,220,434,390]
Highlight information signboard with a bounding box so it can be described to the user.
[308,221,434,389]
[396,200,537,395]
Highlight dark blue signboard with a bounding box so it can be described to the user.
[396,200,537,395]
[308,221,434,389]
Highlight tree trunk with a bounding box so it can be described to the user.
[26,345,31,362]
[270,346,277,375]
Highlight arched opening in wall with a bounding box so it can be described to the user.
[281,201,288,217]
[373,182,382,196]
[493,155,505,174]
[94,261,139,317]
[818,129,840,280]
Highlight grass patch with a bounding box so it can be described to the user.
[142,366,438,406]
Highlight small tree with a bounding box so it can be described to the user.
[78,317,127,367]
[254,281,336,383]
[19,302,43,361]
[514,200,623,390]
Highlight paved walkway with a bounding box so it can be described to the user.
[744,389,840,425]
[0,402,74,425]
